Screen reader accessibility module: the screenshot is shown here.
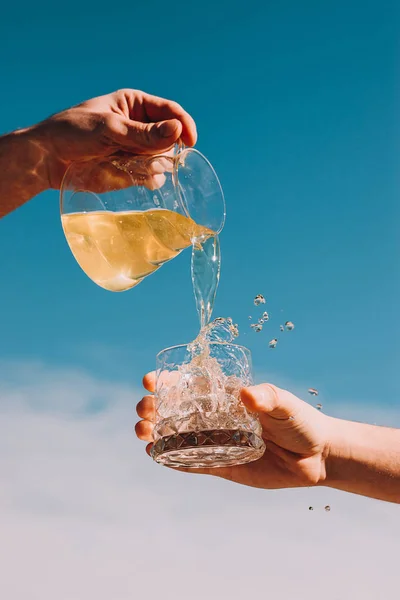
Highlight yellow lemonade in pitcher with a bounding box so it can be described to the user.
[61,208,214,292]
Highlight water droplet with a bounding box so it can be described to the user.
[280,325,284,332]
[262,311,269,321]
[308,388,319,396]
[251,323,263,333]
[254,294,266,306]
[222,317,239,338]
[316,403,322,411]
[269,338,278,348]
[309,506,314,511]
[231,323,239,338]
[325,505,331,512]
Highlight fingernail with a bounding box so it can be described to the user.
[241,384,274,411]
[157,120,179,138]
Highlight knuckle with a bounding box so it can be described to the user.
[102,112,118,128]
[115,88,138,97]
[114,88,144,108]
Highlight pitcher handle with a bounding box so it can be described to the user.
[174,138,185,155]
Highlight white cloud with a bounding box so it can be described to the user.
[0,360,399,600]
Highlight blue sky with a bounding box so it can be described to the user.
[0,0,398,410]
[0,2,399,599]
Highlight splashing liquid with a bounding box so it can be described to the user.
[152,314,264,468]
[151,231,265,467]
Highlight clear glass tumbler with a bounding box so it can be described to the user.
[151,342,266,468]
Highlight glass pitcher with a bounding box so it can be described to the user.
[60,144,225,292]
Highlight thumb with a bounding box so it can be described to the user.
[125,118,182,153]
[240,384,305,421]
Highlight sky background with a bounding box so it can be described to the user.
[0,1,399,599]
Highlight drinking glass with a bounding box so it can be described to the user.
[60,144,225,292]
[151,342,266,468]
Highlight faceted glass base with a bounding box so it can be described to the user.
[151,429,266,468]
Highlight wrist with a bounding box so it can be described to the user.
[2,126,49,192]
[322,416,352,488]
[0,126,51,218]
[321,415,400,502]
[21,125,51,191]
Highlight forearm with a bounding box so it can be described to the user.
[324,416,400,503]
[0,127,49,218]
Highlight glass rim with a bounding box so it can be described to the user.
[156,341,251,362]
